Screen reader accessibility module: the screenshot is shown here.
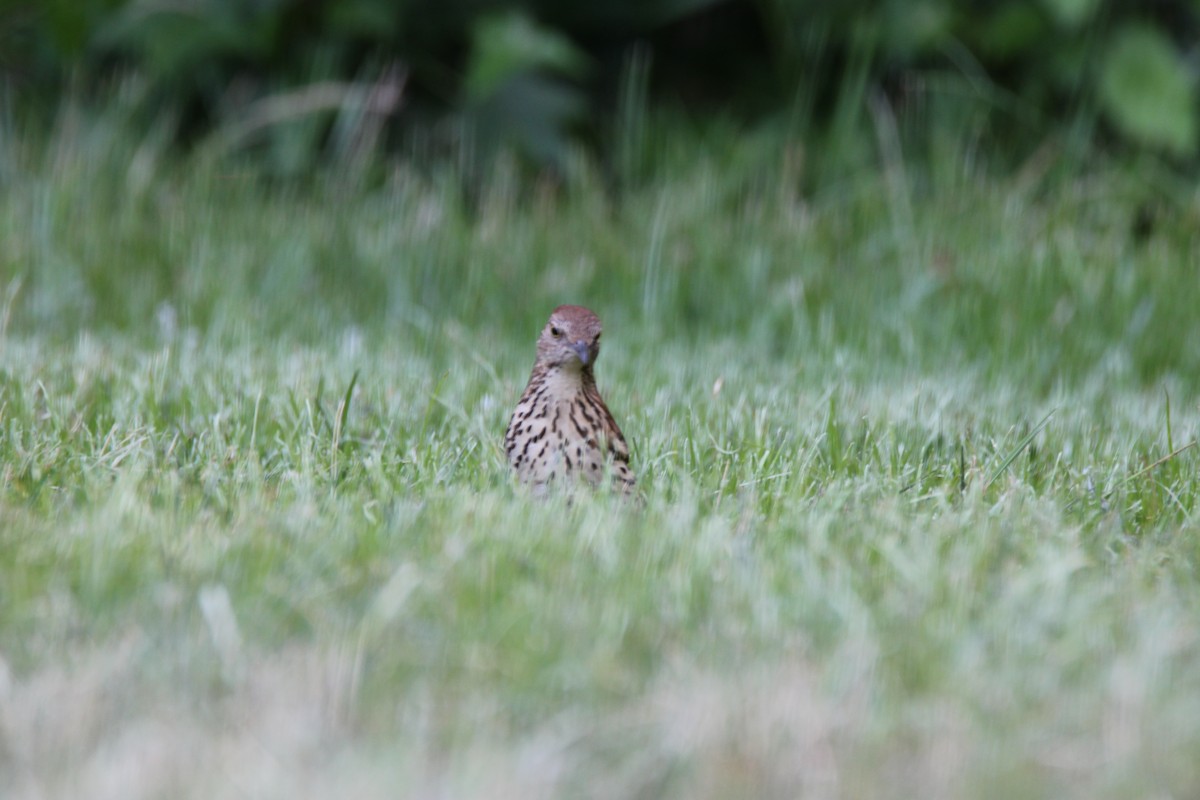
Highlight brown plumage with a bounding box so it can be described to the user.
[504,305,636,496]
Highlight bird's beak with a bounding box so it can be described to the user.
[572,340,591,365]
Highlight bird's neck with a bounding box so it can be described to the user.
[535,363,595,395]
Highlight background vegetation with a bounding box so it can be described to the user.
[3,0,1200,176]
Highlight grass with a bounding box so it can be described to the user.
[2,105,1200,798]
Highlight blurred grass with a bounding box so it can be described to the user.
[2,105,1200,798]
[5,100,1200,388]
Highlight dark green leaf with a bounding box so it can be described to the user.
[1099,25,1197,156]
[465,12,588,101]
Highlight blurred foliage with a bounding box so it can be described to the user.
[1098,24,1197,156]
[1,0,1199,172]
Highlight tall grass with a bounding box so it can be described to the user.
[1,105,1199,798]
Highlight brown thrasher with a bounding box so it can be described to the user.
[504,305,636,496]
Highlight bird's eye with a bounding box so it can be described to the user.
[550,326,562,337]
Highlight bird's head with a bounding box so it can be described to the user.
[535,305,603,372]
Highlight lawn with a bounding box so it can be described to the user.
[2,110,1200,798]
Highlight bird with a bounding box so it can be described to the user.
[504,305,636,496]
